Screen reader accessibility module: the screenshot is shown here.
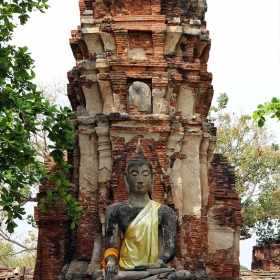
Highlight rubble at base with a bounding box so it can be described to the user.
[0,267,33,280]
[241,270,280,280]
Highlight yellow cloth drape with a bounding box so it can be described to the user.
[119,200,161,269]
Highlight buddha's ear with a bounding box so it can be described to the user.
[124,172,130,194]
[149,172,156,196]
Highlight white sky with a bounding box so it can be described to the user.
[12,0,280,270]
[206,2,279,268]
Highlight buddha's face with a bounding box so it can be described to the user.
[125,164,155,196]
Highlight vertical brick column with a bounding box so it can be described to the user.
[178,133,204,269]
[74,121,102,259]
[206,154,243,278]
[33,158,71,280]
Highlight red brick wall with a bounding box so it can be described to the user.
[128,31,153,58]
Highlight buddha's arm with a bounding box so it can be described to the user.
[105,204,119,277]
[105,204,119,249]
[158,206,177,264]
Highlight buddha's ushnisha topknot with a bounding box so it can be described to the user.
[127,138,152,173]
[130,138,148,162]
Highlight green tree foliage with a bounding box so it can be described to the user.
[210,93,280,243]
[253,97,280,127]
[0,228,37,267]
[240,265,249,271]
[30,81,71,161]
[0,239,15,266]
[0,0,82,233]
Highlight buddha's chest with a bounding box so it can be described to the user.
[117,205,142,233]
[116,205,162,234]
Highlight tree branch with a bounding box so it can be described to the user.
[0,230,36,251]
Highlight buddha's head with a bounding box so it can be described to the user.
[124,142,155,197]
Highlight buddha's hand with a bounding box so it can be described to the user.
[105,264,118,280]
[105,256,119,280]
[148,259,167,269]
[135,259,167,270]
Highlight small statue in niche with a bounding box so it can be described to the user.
[128,81,152,113]
[103,141,177,280]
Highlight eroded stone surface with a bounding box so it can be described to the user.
[128,81,152,113]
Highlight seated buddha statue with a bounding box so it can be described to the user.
[103,143,177,280]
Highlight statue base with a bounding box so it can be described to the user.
[91,268,208,280]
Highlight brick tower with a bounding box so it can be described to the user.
[34,1,243,279]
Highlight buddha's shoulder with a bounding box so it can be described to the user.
[158,204,176,215]
[105,201,129,213]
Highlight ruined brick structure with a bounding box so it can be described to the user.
[251,244,280,271]
[34,0,243,279]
